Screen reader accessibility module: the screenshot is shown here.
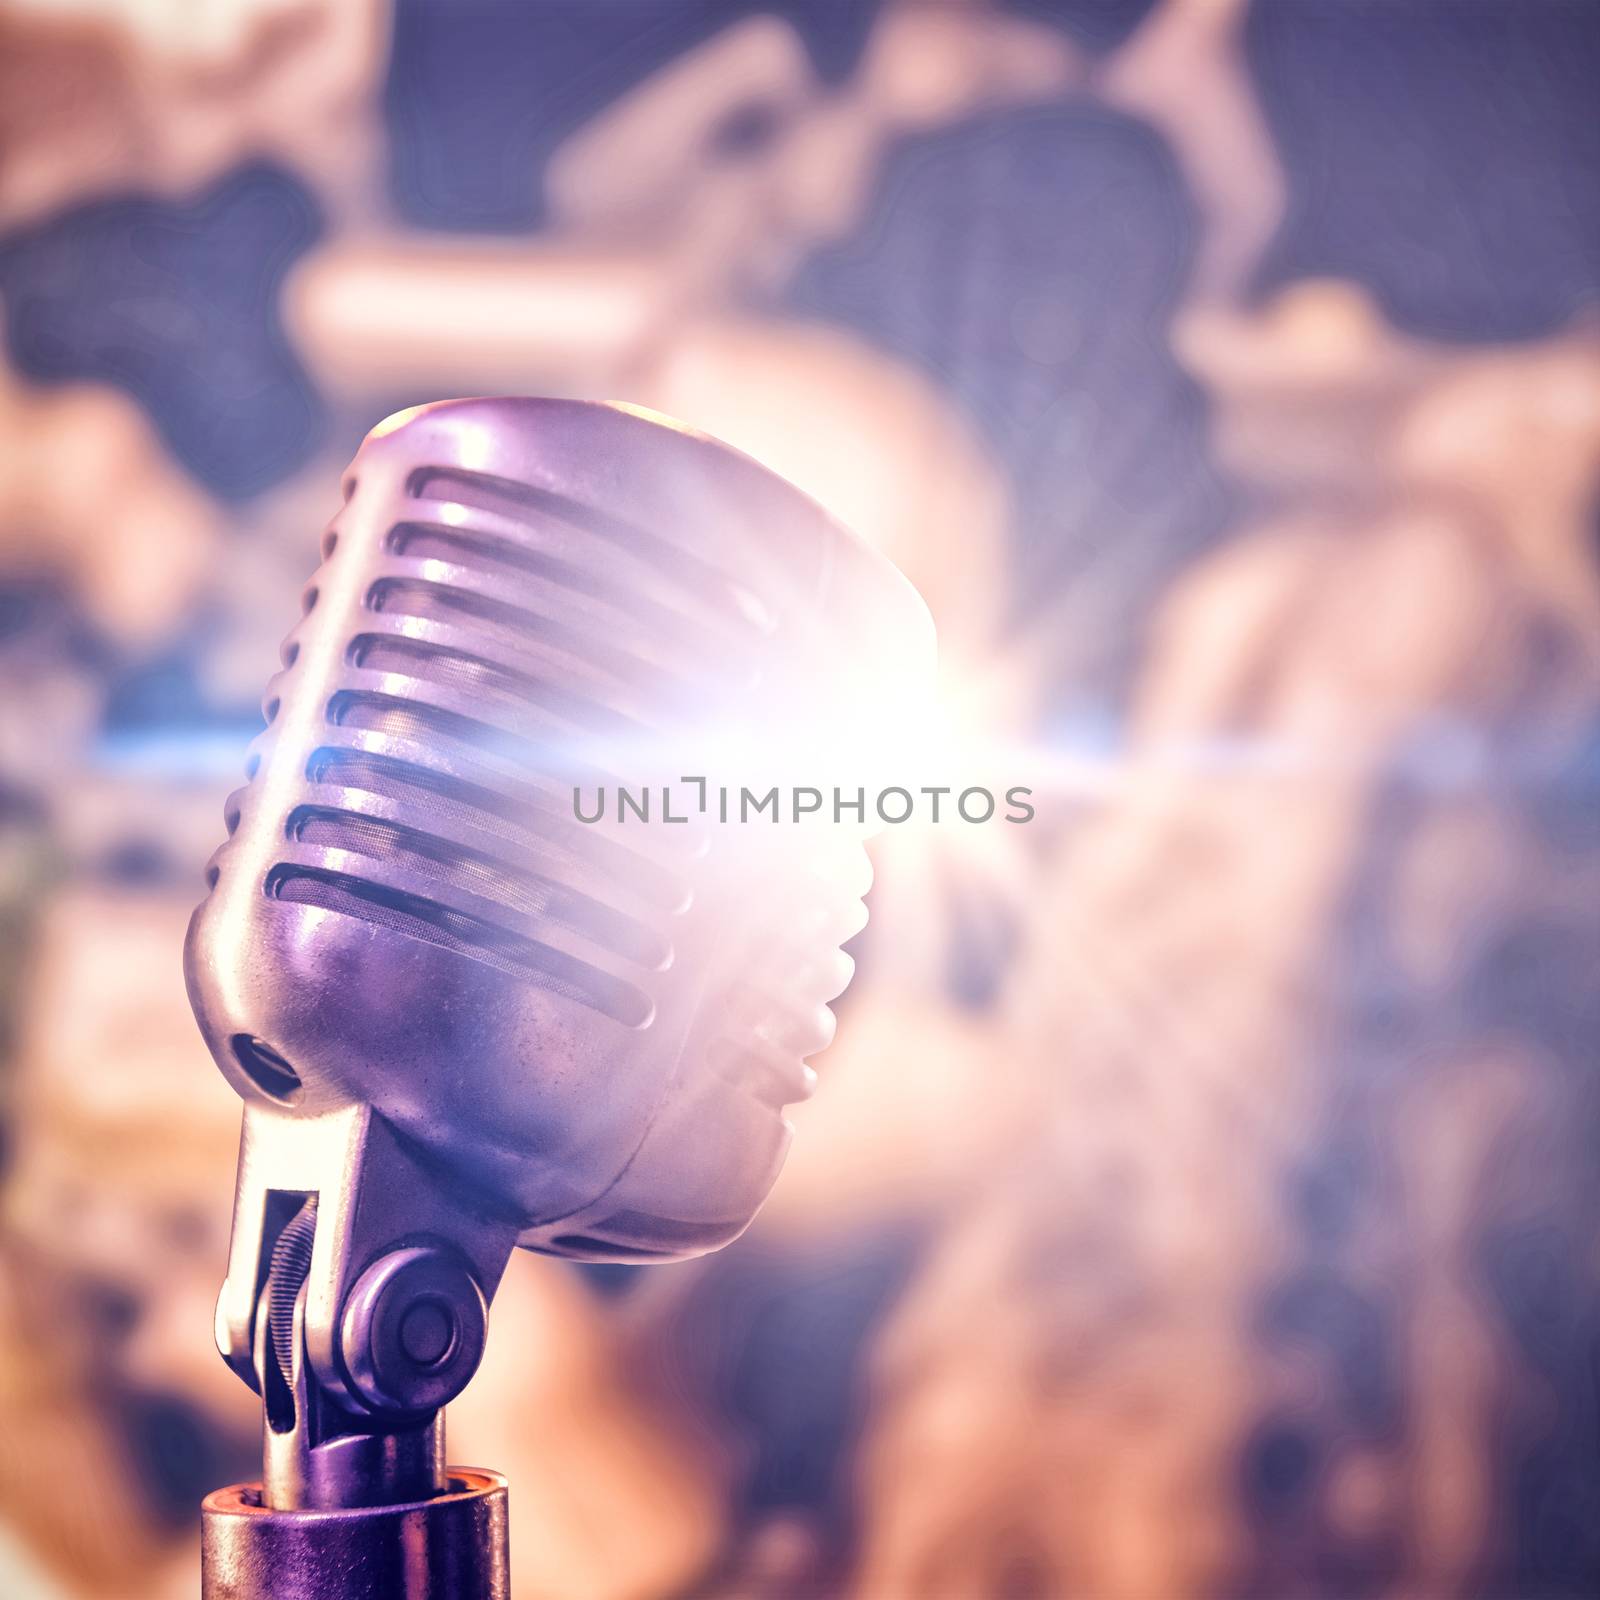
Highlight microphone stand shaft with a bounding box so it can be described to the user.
[201,1467,509,1600]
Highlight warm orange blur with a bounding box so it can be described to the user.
[1,3,1596,1598]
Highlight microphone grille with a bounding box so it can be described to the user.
[190,398,936,1254]
[234,443,777,1031]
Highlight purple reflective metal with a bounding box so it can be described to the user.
[202,1469,509,1600]
[189,400,934,1596]
[188,397,933,1268]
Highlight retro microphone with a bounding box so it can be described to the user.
[186,397,934,1598]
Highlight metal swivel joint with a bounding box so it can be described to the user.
[200,1105,517,1600]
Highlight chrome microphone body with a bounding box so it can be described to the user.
[186,398,934,1598]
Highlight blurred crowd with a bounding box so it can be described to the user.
[0,1,1597,1597]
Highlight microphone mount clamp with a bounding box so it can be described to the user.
[201,1105,517,1598]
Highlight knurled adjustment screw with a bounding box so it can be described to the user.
[338,1245,487,1414]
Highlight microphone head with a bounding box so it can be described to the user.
[186,398,934,1261]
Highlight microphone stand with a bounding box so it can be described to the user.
[201,1105,517,1600]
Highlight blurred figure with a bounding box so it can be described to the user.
[853,434,1600,1596]
[846,61,1600,1600]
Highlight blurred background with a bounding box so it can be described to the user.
[1,0,1597,1595]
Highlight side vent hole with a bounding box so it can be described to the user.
[205,865,220,888]
[281,640,300,668]
[302,585,319,615]
[322,530,339,558]
[231,1035,303,1103]
[264,697,280,725]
